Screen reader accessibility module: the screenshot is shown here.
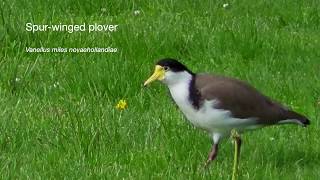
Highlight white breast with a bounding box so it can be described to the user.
[168,76,257,135]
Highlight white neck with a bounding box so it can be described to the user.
[165,71,193,87]
[167,72,194,114]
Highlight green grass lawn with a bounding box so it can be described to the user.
[1,0,319,179]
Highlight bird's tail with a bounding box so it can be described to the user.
[279,110,310,127]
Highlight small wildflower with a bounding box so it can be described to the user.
[15,77,20,82]
[101,8,107,13]
[116,99,128,110]
[223,3,229,8]
[270,137,275,141]
[134,10,140,16]
[53,82,60,88]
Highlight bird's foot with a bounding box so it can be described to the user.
[203,159,212,169]
[198,159,212,172]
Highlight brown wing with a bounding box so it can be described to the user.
[195,74,291,125]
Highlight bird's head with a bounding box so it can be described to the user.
[144,58,194,87]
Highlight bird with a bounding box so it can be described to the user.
[143,58,310,167]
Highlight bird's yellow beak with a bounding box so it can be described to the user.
[144,65,165,86]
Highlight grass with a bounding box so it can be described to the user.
[0,0,319,179]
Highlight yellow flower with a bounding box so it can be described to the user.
[116,99,128,110]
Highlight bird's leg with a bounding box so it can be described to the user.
[231,129,242,180]
[204,143,218,168]
[203,134,221,169]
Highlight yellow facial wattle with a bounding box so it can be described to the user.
[144,65,165,86]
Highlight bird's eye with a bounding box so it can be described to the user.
[163,66,169,71]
